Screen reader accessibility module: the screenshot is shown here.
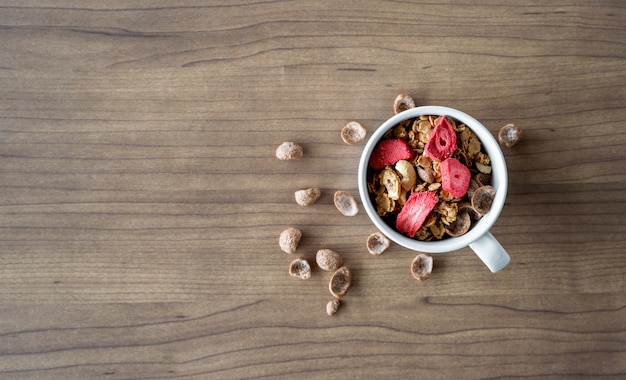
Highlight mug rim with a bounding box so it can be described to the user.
[357,105,508,253]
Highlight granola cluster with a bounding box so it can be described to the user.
[367,114,494,241]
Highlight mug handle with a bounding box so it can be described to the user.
[468,232,510,273]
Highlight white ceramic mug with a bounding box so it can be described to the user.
[358,106,510,273]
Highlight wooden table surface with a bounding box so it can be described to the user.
[1,1,625,379]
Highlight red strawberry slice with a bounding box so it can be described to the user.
[396,191,438,237]
[440,157,471,198]
[369,138,414,170]
[425,116,457,161]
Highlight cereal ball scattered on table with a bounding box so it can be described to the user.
[276,142,303,160]
[498,124,523,148]
[393,93,416,114]
[333,190,359,216]
[316,249,344,272]
[411,254,433,281]
[341,121,367,145]
[329,266,351,298]
[295,187,321,206]
[326,298,341,316]
[366,232,390,255]
[279,227,302,254]
[289,257,311,280]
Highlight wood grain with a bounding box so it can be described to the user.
[0,0,624,378]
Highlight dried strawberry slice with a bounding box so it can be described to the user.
[396,191,438,237]
[425,117,457,161]
[440,158,471,198]
[369,138,414,170]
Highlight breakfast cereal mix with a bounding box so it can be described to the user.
[367,114,495,241]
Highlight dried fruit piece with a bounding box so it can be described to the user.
[398,190,407,206]
[295,187,321,206]
[476,162,492,174]
[380,168,401,200]
[445,211,471,237]
[366,232,390,255]
[326,298,341,316]
[395,160,417,192]
[425,117,457,161]
[471,185,496,215]
[333,190,359,216]
[396,191,438,237]
[289,258,311,280]
[411,254,433,281]
[423,213,437,228]
[498,123,523,148]
[276,142,303,160]
[393,93,416,114]
[316,249,344,272]
[329,266,351,298]
[279,227,302,254]
[417,166,436,184]
[369,138,414,170]
[440,158,471,198]
[341,121,367,145]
